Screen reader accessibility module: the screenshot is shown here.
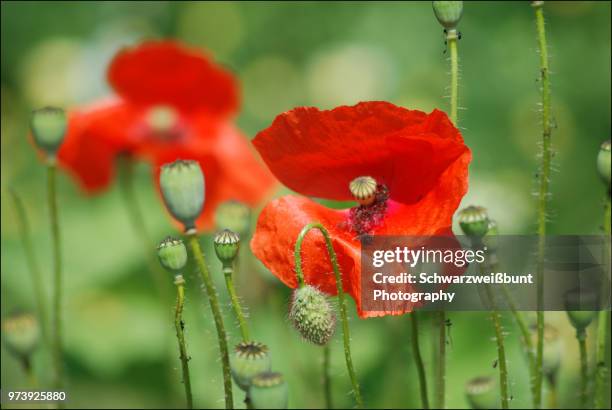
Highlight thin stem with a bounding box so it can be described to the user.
[9,188,49,344]
[223,266,250,342]
[594,196,611,409]
[480,261,509,409]
[435,311,446,409]
[21,357,38,389]
[174,276,193,409]
[547,383,558,409]
[323,345,333,409]
[295,222,364,408]
[533,2,552,407]
[47,160,63,391]
[118,157,169,301]
[577,329,588,409]
[448,31,459,125]
[186,233,233,409]
[410,312,429,409]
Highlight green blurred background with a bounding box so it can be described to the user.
[1,1,610,408]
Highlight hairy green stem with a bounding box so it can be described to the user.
[480,261,509,409]
[118,158,169,301]
[323,344,333,409]
[577,329,588,409]
[295,222,364,408]
[448,31,459,125]
[187,233,233,409]
[9,188,49,344]
[411,312,429,409]
[174,275,193,409]
[435,311,446,410]
[533,2,552,407]
[223,266,250,342]
[47,160,63,392]
[594,196,611,408]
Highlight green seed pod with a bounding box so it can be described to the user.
[30,106,67,155]
[483,219,499,254]
[349,176,377,206]
[159,160,205,230]
[530,324,562,384]
[157,236,188,273]
[432,1,463,30]
[249,371,288,410]
[230,341,272,391]
[1,312,40,359]
[465,376,499,409]
[215,200,251,235]
[458,206,490,240]
[565,288,598,332]
[597,140,611,186]
[289,285,336,346]
[214,229,240,269]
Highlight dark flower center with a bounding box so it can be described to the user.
[146,105,182,141]
[347,183,389,236]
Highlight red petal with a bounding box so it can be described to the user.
[57,100,134,193]
[253,101,468,204]
[108,41,238,115]
[149,124,277,230]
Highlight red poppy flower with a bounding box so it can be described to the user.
[57,41,276,228]
[250,101,471,318]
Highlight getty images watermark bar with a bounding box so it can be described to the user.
[360,235,611,312]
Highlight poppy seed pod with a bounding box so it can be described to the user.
[230,341,272,391]
[433,1,463,30]
[1,312,40,359]
[159,160,205,230]
[458,206,490,240]
[289,285,336,346]
[597,140,611,186]
[249,371,289,409]
[215,200,251,235]
[157,236,188,273]
[214,229,240,269]
[565,288,598,332]
[483,219,499,253]
[465,376,499,410]
[350,176,377,206]
[30,106,67,155]
[530,324,562,384]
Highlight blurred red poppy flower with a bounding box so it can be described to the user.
[57,41,276,228]
[250,101,471,317]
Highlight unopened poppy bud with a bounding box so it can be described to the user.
[289,285,336,346]
[530,324,562,384]
[159,160,204,230]
[465,376,498,410]
[458,206,490,240]
[350,176,377,206]
[1,312,40,359]
[157,236,188,273]
[215,200,251,235]
[565,288,598,332]
[432,1,463,30]
[214,229,240,269]
[230,341,272,391]
[597,140,611,186]
[249,371,288,409]
[30,106,67,155]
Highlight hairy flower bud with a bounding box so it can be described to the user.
[214,229,240,269]
[215,200,251,235]
[230,341,272,391]
[597,139,611,186]
[249,371,288,409]
[289,285,336,346]
[1,312,40,359]
[565,288,598,332]
[157,236,188,273]
[30,106,67,155]
[458,206,490,240]
[159,160,204,230]
[465,376,498,410]
[432,1,463,30]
